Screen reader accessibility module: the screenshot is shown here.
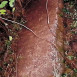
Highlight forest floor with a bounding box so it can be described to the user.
[0,0,77,77]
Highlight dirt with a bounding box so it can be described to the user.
[0,0,77,77]
[17,0,64,77]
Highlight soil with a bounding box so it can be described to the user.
[0,0,77,77]
[17,0,63,77]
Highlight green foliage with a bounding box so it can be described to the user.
[0,0,15,15]
[0,9,6,14]
[64,0,69,3]
[12,7,15,12]
[64,0,75,3]
[5,40,11,47]
[71,21,77,29]
[0,1,8,8]
[73,69,77,73]
[9,0,15,7]
[0,0,15,8]
[61,73,67,77]
[62,8,70,13]
[9,36,13,41]
[67,56,74,60]
[4,62,8,66]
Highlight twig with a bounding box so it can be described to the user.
[0,16,52,44]
[0,17,62,61]
[46,0,49,24]
[0,16,30,30]
[23,0,32,8]
[0,17,62,57]
[0,16,42,38]
[46,0,56,37]
[0,16,62,77]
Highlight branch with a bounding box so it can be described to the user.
[0,16,60,55]
[0,16,38,37]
